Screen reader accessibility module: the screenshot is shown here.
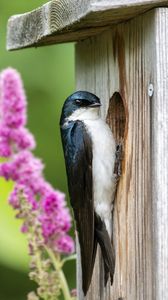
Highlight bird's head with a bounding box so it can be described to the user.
[60,91,101,125]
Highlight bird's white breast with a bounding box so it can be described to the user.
[84,118,116,237]
[67,107,116,236]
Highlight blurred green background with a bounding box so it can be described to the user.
[0,1,75,299]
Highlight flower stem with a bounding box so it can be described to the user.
[62,254,77,266]
[46,247,72,300]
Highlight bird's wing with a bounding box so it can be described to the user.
[61,120,96,295]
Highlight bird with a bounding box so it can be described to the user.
[60,91,116,296]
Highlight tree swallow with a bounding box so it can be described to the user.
[60,91,116,295]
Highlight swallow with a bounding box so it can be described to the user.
[60,91,116,295]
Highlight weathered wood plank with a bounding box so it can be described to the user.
[151,8,168,299]
[7,0,168,50]
[75,8,164,299]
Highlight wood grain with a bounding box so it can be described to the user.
[75,8,166,299]
[7,0,168,50]
[151,8,168,300]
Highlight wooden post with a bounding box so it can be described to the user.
[7,1,168,299]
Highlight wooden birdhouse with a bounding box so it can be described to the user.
[7,1,168,299]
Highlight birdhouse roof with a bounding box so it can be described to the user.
[7,0,168,50]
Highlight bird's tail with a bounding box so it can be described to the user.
[95,213,115,285]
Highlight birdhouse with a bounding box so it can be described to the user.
[7,1,168,299]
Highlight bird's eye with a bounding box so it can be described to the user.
[75,99,91,106]
[75,99,81,104]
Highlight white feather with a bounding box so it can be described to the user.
[67,107,116,237]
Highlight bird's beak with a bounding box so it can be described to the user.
[89,102,101,107]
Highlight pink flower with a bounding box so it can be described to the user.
[39,189,73,253]
[0,69,35,158]
[0,67,75,256]
[71,289,77,297]
[21,224,29,233]
[0,125,35,155]
[40,194,71,236]
[9,127,36,151]
[9,183,38,210]
[56,235,75,254]
[42,190,65,213]
[8,184,21,209]
[0,68,27,128]
[0,162,12,180]
[0,140,11,157]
